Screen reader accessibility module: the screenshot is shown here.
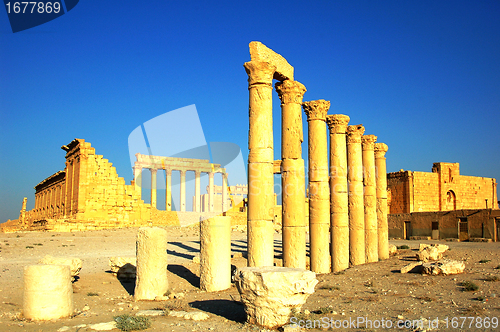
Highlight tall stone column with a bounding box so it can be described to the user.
[166,169,172,211]
[208,172,214,212]
[276,80,307,269]
[244,60,276,267]
[180,170,186,212]
[194,171,201,212]
[222,173,228,212]
[374,143,389,260]
[326,114,350,272]
[303,100,330,273]
[150,169,157,209]
[347,125,366,266]
[362,135,378,263]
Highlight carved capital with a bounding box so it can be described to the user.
[302,100,330,121]
[244,61,276,87]
[326,114,350,134]
[275,80,306,105]
[374,143,389,158]
[361,135,378,150]
[346,125,365,144]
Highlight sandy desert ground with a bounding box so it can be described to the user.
[0,226,499,332]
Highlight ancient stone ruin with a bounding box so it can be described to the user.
[244,41,390,272]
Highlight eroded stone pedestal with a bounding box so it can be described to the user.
[200,216,231,292]
[234,266,318,329]
[23,264,74,321]
[134,227,169,300]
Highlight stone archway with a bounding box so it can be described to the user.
[445,190,457,210]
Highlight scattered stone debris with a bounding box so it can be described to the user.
[416,244,449,262]
[88,321,117,331]
[38,255,82,278]
[401,259,465,275]
[168,310,209,321]
[388,244,398,256]
[135,309,164,317]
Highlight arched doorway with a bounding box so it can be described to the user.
[445,190,456,210]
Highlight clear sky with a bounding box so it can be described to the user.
[1,1,499,222]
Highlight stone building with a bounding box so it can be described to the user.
[388,162,499,241]
[197,184,247,213]
[388,162,498,213]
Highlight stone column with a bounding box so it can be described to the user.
[362,135,378,263]
[326,114,350,272]
[276,80,307,269]
[200,216,231,291]
[208,172,214,212]
[347,125,366,266]
[375,143,389,260]
[135,227,169,300]
[165,169,172,211]
[180,170,186,212]
[133,166,142,197]
[150,169,157,209]
[222,173,228,212]
[194,171,201,212]
[244,61,276,267]
[302,100,330,273]
[23,264,73,320]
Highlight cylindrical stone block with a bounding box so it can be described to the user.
[134,227,168,300]
[326,114,350,272]
[23,264,73,321]
[347,124,366,266]
[375,143,389,260]
[200,216,231,291]
[362,135,378,263]
[247,219,275,267]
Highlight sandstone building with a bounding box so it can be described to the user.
[388,162,498,213]
[388,162,499,241]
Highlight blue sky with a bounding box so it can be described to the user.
[1,1,499,221]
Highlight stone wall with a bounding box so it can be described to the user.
[388,163,498,214]
[389,209,500,241]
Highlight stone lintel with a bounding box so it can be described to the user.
[249,41,294,81]
[302,100,330,121]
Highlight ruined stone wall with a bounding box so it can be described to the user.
[388,209,499,241]
[388,163,498,214]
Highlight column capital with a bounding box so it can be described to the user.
[362,135,378,150]
[374,143,389,158]
[244,61,276,87]
[275,80,306,105]
[346,125,365,144]
[326,114,350,134]
[302,100,330,122]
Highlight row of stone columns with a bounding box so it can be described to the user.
[244,45,390,273]
[133,167,227,213]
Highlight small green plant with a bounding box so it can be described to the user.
[484,275,499,282]
[479,259,491,263]
[397,245,410,249]
[25,246,34,249]
[114,314,151,331]
[87,292,99,296]
[33,243,43,246]
[461,281,479,292]
[319,284,340,291]
[61,244,68,247]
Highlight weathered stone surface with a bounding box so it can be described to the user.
[388,244,398,256]
[374,142,389,260]
[109,257,136,273]
[422,260,465,275]
[38,255,82,277]
[416,244,449,262]
[400,262,423,274]
[234,266,318,329]
[88,321,117,331]
[200,216,231,292]
[23,264,74,321]
[168,310,209,321]
[136,309,164,316]
[249,41,294,81]
[134,227,169,301]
